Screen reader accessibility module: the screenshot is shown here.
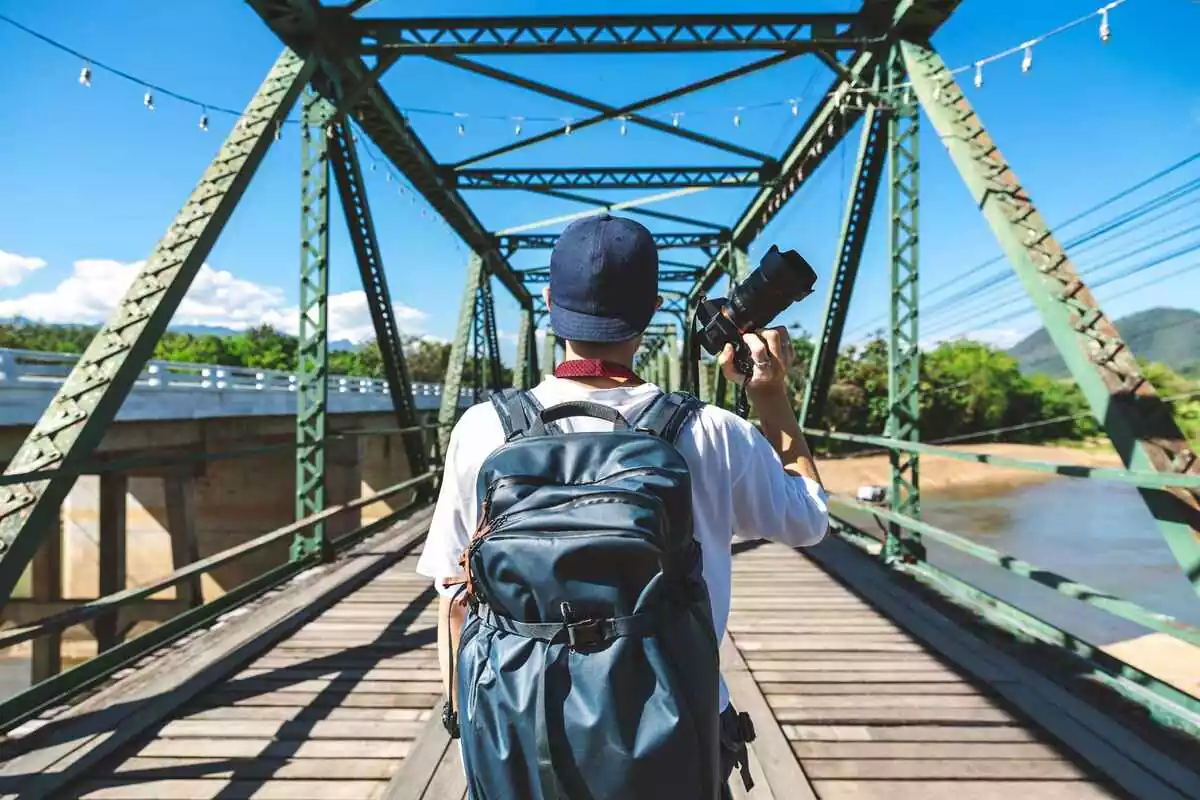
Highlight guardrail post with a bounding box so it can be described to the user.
[164,472,202,607]
[294,86,334,562]
[30,520,63,682]
[94,473,128,652]
[884,44,923,565]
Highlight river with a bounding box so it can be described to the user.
[2,477,1196,699]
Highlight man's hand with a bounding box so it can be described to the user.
[717,326,794,397]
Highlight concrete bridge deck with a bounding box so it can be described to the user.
[4,506,1196,800]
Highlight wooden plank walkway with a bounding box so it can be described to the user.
[4,510,1198,799]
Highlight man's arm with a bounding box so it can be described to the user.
[717,327,823,486]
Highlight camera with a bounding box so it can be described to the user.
[694,245,817,373]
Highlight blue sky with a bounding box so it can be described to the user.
[1,0,1198,364]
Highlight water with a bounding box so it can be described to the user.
[847,477,1200,645]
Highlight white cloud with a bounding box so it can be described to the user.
[0,250,47,289]
[920,328,1029,351]
[0,256,428,343]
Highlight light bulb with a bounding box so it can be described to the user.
[143,90,155,111]
[671,113,681,128]
[973,62,984,89]
[789,99,799,116]
[457,123,465,136]
[199,112,209,131]
[514,117,523,137]
[619,117,627,136]
[564,121,573,135]
[733,112,741,128]
[1099,9,1111,42]
[274,121,282,141]
[1021,45,1033,74]
[326,124,335,139]
[79,65,92,87]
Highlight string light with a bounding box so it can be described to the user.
[457,122,466,136]
[732,110,741,128]
[2,1,1127,137]
[273,121,281,141]
[563,119,573,135]
[619,116,628,136]
[199,109,209,131]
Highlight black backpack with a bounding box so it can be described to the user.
[445,388,722,799]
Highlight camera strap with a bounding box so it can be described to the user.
[554,359,644,384]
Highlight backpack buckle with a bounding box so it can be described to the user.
[565,618,606,650]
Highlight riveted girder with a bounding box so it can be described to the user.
[0,49,314,604]
[327,117,427,477]
[453,167,771,191]
[885,45,922,563]
[519,267,702,284]
[901,39,1200,588]
[801,84,885,429]
[503,232,725,252]
[294,88,334,561]
[439,253,485,450]
[343,13,873,55]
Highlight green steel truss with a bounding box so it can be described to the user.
[0,49,314,604]
[294,89,334,560]
[453,167,771,191]
[502,232,725,252]
[345,13,873,55]
[901,39,1200,588]
[800,73,885,429]
[514,307,539,389]
[470,275,504,402]
[518,267,703,284]
[439,253,485,450]
[884,44,922,563]
[326,117,427,477]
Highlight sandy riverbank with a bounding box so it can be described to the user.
[814,441,1124,496]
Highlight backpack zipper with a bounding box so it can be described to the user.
[479,466,672,527]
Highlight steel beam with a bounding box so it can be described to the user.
[515,307,538,389]
[246,1,531,306]
[518,267,702,284]
[438,53,780,167]
[294,89,334,561]
[519,186,724,231]
[688,0,961,303]
[343,13,870,55]
[439,253,484,450]
[504,232,724,251]
[902,39,1200,587]
[0,50,313,605]
[884,45,922,564]
[453,167,770,191]
[800,81,885,428]
[327,118,427,477]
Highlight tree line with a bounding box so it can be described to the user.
[3,320,1195,447]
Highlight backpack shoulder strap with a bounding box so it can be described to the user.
[489,388,545,441]
[632,391,703,444]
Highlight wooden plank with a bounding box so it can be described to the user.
[178,706,428,723]
[197,692,438,709]
[235,667,442,682]
[419,740,467,800]
[803,758,1089,780]
[772,707,1014,724]
[217,678,443,694]
[381,711,453,800]
[74,778,385,799]
[0,506,435,800]
[782,724,1039,743]
[765,694,1000,709]
[135,739,411,760]
[110,756,397,780]
[804,537,1199,799]
[791,741,1064,759]
[720,636,818,800]
[758,682,978,695]
[153,719,425,741]
[810,780,1115,800]
[733,637,922,653]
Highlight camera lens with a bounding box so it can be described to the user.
[727,246,816,332]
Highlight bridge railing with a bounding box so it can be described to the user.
[0,347,472,404]
[801,425,1200,735]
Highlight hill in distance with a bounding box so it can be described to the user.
[1008,307,1199,378]
[2,317,358,353]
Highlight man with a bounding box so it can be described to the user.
[417,213,829,795]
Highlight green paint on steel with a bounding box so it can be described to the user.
[829,497,1200,648]
[0,49,314,606]
[801,73,885,428]
[901,39,1200,595]
[542,330,558,380]
[468,274,502,401]
[515,307,536,389]
[803,428,1200,491]
[440,253,484,451]
[327,117,428,478]
[293,88,333,562]
[885,45,923,564]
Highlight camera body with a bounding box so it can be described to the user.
[695,245,817,373]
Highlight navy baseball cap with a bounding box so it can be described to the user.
[548,214,659,342]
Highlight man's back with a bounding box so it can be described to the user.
[416,375,829,710]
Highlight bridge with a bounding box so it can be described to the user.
[1,1,1198,799]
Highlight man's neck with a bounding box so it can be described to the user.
[558,342,638,389]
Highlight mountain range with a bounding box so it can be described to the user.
[1008,307,1199,378]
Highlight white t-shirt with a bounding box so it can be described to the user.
[416,377,830,710]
